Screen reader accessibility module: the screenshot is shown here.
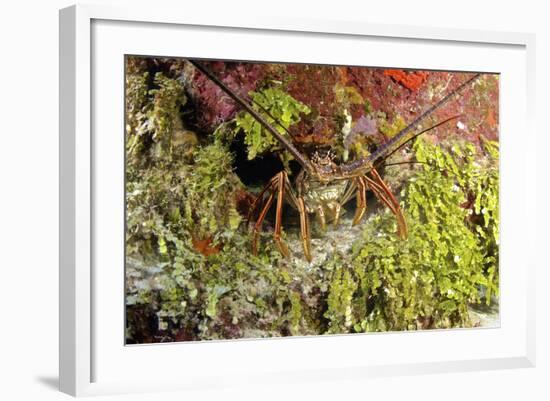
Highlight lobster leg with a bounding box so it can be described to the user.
[352,176,368,226]
[365,171,408,239]
[247,174,280,223]
[365,178,404,237]
[369,169,401,210]
[340,178,367,225]
[297,197,312,262]
[331,202,342,228]
[316,206,327,232]
[251,191,275,255]
[273,172,291,258]
[281,174,312,261]
[338,177,367,226]
[340,179,358,206]
[250,171,306,259]
[369,170,407,238]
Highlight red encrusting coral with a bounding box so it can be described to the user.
[190,61,269,131]
[187,60,499,150]
[192,237,220,256]
[284,64,341,145]
[383,69,428,91]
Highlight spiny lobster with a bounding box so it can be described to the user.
[188,59,481,262]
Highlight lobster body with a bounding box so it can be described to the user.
[188,59,481,261]
[300,178,348,214]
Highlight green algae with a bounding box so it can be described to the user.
[124,58,500,343]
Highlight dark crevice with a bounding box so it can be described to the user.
[230,135,284,187]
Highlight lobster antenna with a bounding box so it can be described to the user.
[373,114,461,168]
[188,59,313,173]
[340,73,481,177]
[384,161,429,167]
[367,73,481,163]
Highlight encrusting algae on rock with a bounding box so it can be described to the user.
[124,56,500,343]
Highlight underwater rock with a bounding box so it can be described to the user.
[468,302,500,328]
[287,214,366,271]
[188,61,269,131]
[124,57,500,343]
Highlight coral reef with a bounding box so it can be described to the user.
[124,56,499,343]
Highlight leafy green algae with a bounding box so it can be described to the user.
[124,59,499,343]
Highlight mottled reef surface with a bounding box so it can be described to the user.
[125,57,499,343]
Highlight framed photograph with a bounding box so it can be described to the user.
[59,4,536,396]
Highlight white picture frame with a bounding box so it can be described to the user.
[59,4,536,397]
